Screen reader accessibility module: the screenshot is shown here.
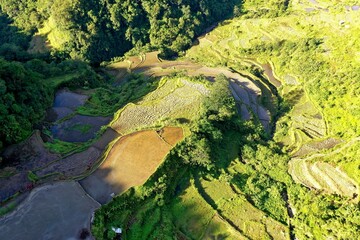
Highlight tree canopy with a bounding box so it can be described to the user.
[0,0,241,63]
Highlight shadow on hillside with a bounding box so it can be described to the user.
[79,166,127,204]
[95,172,240,239]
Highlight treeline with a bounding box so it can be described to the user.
[241,0,289,18]
[0,12,30,49]
[0,0,241,63]
[0,11,34,62]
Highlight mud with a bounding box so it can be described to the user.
[50,115,111,142]
[0,181,99,240]
[0,131,60,202]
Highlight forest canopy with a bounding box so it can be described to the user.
[0,0,242,63]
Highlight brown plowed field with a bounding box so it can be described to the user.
[80,127,183,203]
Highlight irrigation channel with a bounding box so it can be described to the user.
[0,52,284,240]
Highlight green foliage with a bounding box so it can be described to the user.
[0,11,31,50]
[77,74,158,116]
[0,201,16,217]
[44,139,82,155]
[27,171,39,182]
[175,74,243,170]
[0,58,52,148]
[0,57,100,151]
[229,140,291,224]
[176,136,212,169]
[241,0,289,18]
[289,184,360,239]
[1,0,242,63]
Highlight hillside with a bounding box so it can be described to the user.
[0,0,359,240]
[0,0,240,63]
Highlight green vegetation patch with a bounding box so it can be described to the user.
[77,74,158,117]
[66,124,92,134]
[44,139,83,156]
[170,181,216,239]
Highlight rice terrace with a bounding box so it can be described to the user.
[0,0,360,239]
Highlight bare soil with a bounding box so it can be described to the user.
[27,34,51,54]
[159,127,184,146]
[261,63,282,88]
[80,127,183,204]
[293,138,342,157]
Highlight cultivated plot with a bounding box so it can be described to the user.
[80,127,183,204]
[289,159,358,198]
[111,78,208,134]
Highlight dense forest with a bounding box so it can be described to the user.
[0,0,241,63]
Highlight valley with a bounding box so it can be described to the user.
[0,0,359,239]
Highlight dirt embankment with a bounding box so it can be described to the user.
[36,128,120,179]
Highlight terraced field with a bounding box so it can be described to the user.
[196,177,289,240]
[0,181,100,240]
[289,159,358,197]
[170,181,245,240]
[111,78,208,135]
[107,52,272,132]
[293,138,342,157]
[289,138,360,198]
[185,2,360,149]
[187,16,332,152]
[5,2,360,238]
